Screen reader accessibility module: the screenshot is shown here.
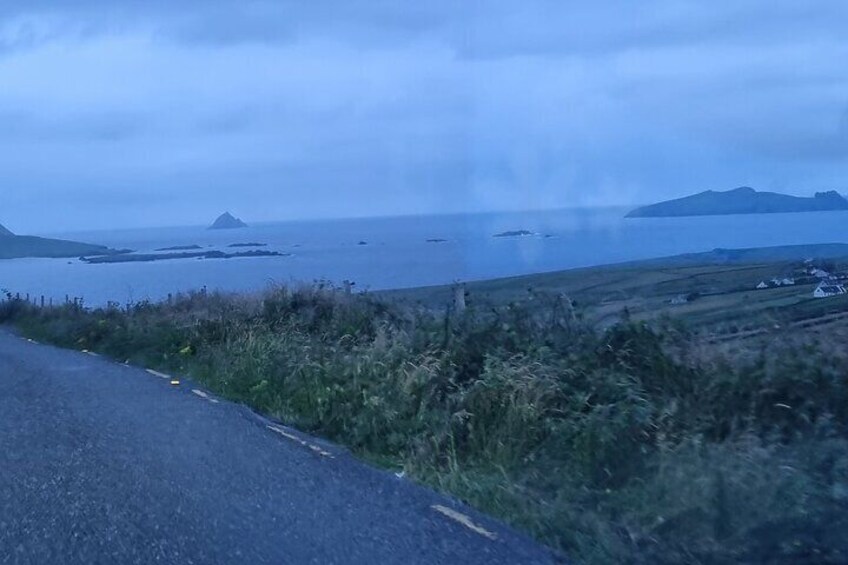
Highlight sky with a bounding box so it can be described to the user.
[1,1,848,233]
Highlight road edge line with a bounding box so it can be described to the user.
[432,504,498,540]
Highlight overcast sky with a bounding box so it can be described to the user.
[2,1,848,232]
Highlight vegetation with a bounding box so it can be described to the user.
[384,253,848,338]
[2,285,847,563]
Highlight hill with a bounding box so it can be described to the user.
[0,234,118,260]
[627,186,848,217]
[209,212,247,230]
[381,242,848,313]
[0,223,14,236]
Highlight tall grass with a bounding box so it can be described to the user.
[2,285,847,563]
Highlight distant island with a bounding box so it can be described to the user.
[627,187,848,218]
[494,230,534,238]
[0,222,121,260]
[228,242,267,248]
[155,245,204,251]
[82,249,286,264]
[209,212,248,230]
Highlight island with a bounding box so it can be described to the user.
[627,187,848,218]
[494,230,534,238]
[0,222,123,260]
[81,249,287,264]
[228,242,267,248]
[155,245,203,251]
[209,212,248,230]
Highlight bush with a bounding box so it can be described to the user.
[3,285,847,563]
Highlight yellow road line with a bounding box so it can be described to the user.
[431,505,498,540]
[146,369,171,379]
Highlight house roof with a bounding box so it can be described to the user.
[817,285,844,293]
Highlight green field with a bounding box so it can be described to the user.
[382,256,848,339]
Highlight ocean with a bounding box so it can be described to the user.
[2,207,848,306]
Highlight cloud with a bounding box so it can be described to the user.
[0,1,847,232]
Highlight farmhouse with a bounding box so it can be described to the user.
[813,283,847,298]
[756,281,769,289]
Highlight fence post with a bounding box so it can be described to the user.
[453,282,467,314]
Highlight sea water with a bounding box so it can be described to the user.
[2,207,847,305]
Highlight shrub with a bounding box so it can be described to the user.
[3,285,847,563]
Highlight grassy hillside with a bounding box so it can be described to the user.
[2,285,847,563]
[383,246,848,336]
[0,235,116,259]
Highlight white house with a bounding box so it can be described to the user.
[756,281,769,289]
[811,268,830,278]
[768,277,796,287]
[813,283,847,298]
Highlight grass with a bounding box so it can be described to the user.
[381,258,848,335]
[2,285,848,563]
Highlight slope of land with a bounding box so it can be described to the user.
[382,243,848,333]
[0,223,13,237]
[627,186,848,217]
[634,242,848,266]
[0,234,118,260]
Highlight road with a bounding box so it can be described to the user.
[0,329,558,564]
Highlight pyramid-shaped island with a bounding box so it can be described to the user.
[209,212,248,230]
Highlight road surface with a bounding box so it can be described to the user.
[0,329,558,564]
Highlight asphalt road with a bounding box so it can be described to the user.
[0,329,558,564]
